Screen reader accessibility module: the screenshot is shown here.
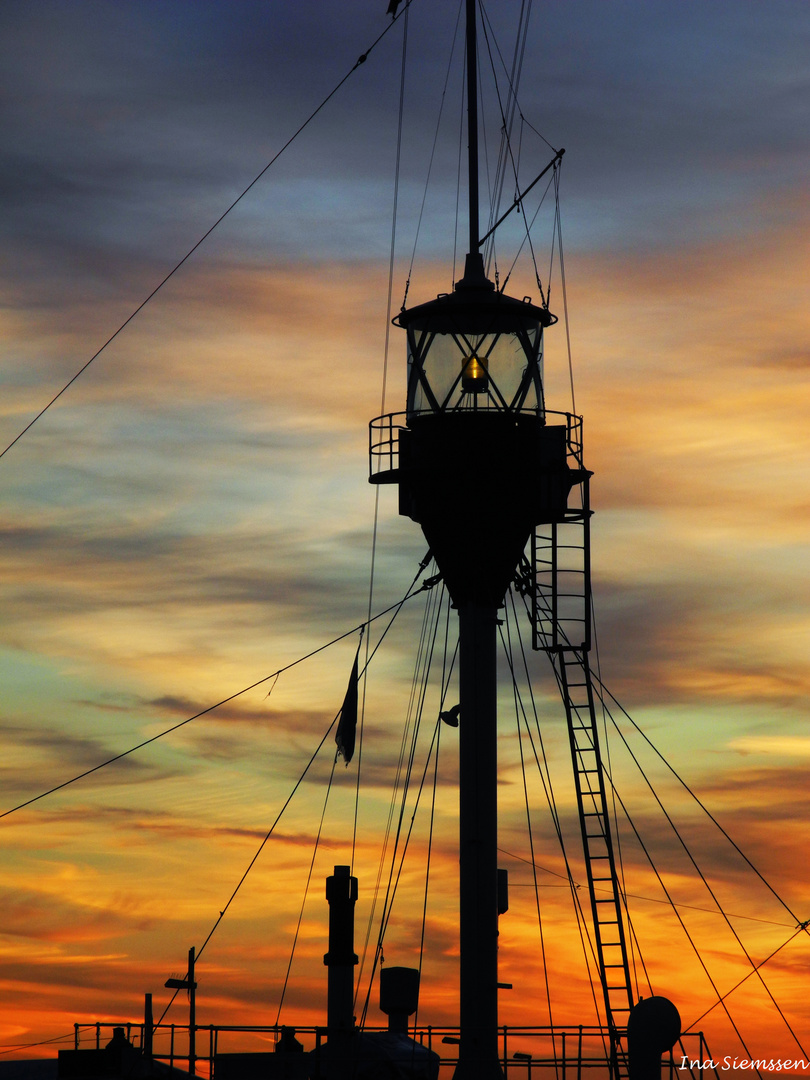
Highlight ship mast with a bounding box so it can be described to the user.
[371,3,578,1075]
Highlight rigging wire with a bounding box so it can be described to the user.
[379,0,410,421]
[452,59,465,286]
[514,564,807,1062]
[414,598,455,1033]
[477,48,498,282]
[479,0,531,248]
[357,583,450,1029]
[354,0,411,875]
[477,3,524,278]
[520,112,560,155]
[276,753,339,1025]
[196,709,339,962]
[554,164,577,415]
[0,577,430,822]
[502,589,611,1042]
[355,573,444,1007]
[500,605,557,1059]
[158,563,436,1027]
[605,777,761,1073]
[514,564,804,1044]
[153,703,343,1030]
[403,0,464,307]
[360,705,444,1031]
[358,583,444,1008]
[0,1031,77,1057]
[0,1,415,464]
[496,847,791,928]
[498,169,555,298]
[153,706,343,1028]
[477,0,556,303]
[592,670,807,930]
[589,605,643,1001]
[414,715,442,1036]
[598,695,808,1057]
[686,923,809,1032]
[515,570,795,1049]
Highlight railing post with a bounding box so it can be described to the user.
[313,1028,323,1079]
[188,945,197,1076]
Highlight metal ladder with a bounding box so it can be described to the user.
[521,473,634,1080]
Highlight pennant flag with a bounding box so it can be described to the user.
[335,650,359,765]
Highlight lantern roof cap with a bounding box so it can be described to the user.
[394,254,555,334]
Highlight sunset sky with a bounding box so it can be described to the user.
[1,0,809,1071]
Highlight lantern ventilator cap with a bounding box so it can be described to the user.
[456,252,494,291]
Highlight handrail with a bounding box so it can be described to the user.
[369,409,584,479]
[69,1021,713,1078]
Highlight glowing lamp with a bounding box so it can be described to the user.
[462,354,488,393]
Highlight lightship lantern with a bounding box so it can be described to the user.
[388,251,579,609]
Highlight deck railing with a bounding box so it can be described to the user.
[71,1021,717,1080]
[369,409,584,482]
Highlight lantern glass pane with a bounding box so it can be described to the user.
[407,325,542,416]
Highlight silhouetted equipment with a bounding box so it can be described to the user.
[324,865,359,1037]
[391,268,577,610]
[143,995,153,1061]
[276,1028,304,1054]
[164,947,197,1075]
[497,870,508,917]
[311,875,439,1080]
[380,967,421,1033]
[58,1027,159,1078]
[440,704,460,727]
[347,963,439,1079]
[627,997,681,1080]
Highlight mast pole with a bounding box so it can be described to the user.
[454,603,502,1079]
[456,4,502,1076]
[466,0,479,256]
